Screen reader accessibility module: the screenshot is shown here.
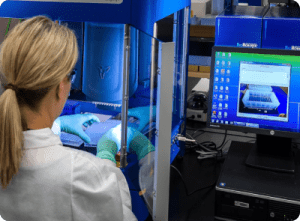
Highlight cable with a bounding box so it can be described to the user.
[215,130,227,158]
[193,131,206,140]
[186,133,197,143]
[170,165,190,196]
[185,153,222,220]
[186,183,216,220]
[188,130,227,160]
[170,165,217,197]
[187,133,218,158]
[192,128,205,136]
[217,130,227,149]
[186,127,256,139]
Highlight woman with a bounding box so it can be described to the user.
[0,16,138,221]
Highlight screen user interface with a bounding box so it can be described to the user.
[210,51,300,133]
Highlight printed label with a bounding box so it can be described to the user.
[242,43,258,48]
[237,43,258,48]
[234,201,249,209]
[291,46,300,51]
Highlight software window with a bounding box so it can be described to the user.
[237,62,291,122]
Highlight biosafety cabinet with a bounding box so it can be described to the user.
[0,0,191,220]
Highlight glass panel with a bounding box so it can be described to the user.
[156,9,189,149]
[125,26,160,219]
[173,8,188,126]
[45,22,127,158]
[155,8,189,165]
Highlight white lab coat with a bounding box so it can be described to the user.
[0,128,137,221]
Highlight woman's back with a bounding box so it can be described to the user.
[0,125,136,221]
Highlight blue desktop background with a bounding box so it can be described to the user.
[211,52,300,133]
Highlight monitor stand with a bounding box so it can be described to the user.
[245,134,295,174]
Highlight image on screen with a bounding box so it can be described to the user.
[237,62,291,122]
[210,50,300,133]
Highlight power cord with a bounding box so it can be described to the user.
[170,165,217,197]
[183,131,228,160]
[186,184,216,220]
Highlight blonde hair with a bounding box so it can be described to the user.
[0,16,78,189]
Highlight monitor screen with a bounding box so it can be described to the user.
[208,46,300,138]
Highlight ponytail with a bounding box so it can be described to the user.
[0,89,24,189]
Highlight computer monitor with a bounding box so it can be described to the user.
[208,46,300,174]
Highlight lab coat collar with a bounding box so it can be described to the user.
[23,128,62,149]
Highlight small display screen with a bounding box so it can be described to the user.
[210,49,300,133]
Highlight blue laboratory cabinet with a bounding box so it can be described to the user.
[0,0,191,220]
[262,7,300,50]
[215,6,269,48]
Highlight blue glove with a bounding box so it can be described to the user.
[55,114,100,143]
[128,106,156,131]
[103,124,138,152]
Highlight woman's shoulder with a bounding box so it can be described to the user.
[61,146,117,171]
[61,147,126,189]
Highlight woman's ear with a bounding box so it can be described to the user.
[56,77,68,101]
[57,76,72,102]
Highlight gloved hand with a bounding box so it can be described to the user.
[99,124,138,153]
[128,105,156,131]
[96,125,155,162]
[96,133,118,164]
[129,129,155,160]
[54,114,100,143]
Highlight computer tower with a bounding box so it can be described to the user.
[215,141,300,221]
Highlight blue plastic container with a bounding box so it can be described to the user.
[82,23,138,103]
[262,7,300,50]
[215,6,269,48]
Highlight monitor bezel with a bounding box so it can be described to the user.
[207,46,300,139]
